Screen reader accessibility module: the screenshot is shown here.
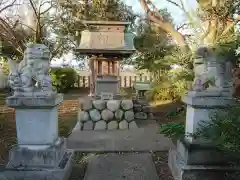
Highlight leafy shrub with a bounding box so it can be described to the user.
[50,67,77,93]
[195,105,240,158]
[0,57,9,75]
[160,122,185,140]
[146,68,193,102]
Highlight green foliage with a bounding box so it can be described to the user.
[0,57,9,75]
[146,68,193,102]
[58,0,136,48]
[50,68,77,93]
[160,122,185,139]
[195,105,240,158]
[134,9,176,71]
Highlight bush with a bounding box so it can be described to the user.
[146,68,193,102]
[50,67,77,93]
[160,104,240,160]
[160,122,185,140]
[195,105,240,158]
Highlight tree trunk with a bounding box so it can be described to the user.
[139,0,189,52]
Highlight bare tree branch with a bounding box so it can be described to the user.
[176,23,187,31]
[139,0,188,50]
[0,0,17,13]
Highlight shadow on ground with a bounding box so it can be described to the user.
[151,100,185,124]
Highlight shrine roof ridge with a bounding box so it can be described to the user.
[81,20,131,26]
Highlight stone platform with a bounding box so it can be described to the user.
[0,146,73,180]
[168,147,240,180]
[68,120,174,151]
[83,153,159,180]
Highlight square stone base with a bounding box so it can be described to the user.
[5,94,63,150]
[168,140,240,180]
[0,146,73,180]
[177,139,233,165]
[168,148,240,180]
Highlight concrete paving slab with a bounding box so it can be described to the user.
[83,153,159,180]
[67,121,174,152]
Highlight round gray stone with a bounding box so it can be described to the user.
[83,121,93,130]
[133,104,142,112]
[107,100,120,112]
[124,110,135,122]
[94,121,107,130]
[142,105,152,113]
[93,100,106,110]
[101,109,114,121]
[148,113,155,120]
[129,121,138,129]
[107,121,118,130]
[121,100,133,110]
[119,120,128,130]
[135,112,148,120]
[115,109,124,121]
[78,111,89,122]
[89,109,101,122]
[82,100,93,111]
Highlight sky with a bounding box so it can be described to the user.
[51,0,198,68]
[123,0,198,24]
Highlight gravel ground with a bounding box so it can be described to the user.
[152,151,173,180]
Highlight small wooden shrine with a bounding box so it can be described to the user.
[76,21,136,97]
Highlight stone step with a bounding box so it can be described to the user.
[67,121,174,152]
[83,153,159,180]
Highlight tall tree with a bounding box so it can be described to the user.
[139,0,240,53]
[134,8,175,71]
[57,0,137,44]
[0,0,60,61]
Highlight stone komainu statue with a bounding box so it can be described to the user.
[8,43,55,96]
[192,46,233,92]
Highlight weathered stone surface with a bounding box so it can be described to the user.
[94,121,107,130]
[121,100,133,110]
[83,121,94,130]
[82,100,93,111]
[124,110,134,122]
[114,109,124,121]
[129,121,138,129]
[107,121,118,130]
[168,148,235,180]
[101,109,114,121]
[78,111,89,122]
[107,100,120,112]
[133,104,142,112]
[3,148,73,180]
[89,109,101,122]
[93,100,106,110]
[148,113,155,120]
[142,105,152,113]
[119,120,128,130]
[68,121,174,151]
[83,153,159,180]
[72,122,82,132]
[135,112,148,120]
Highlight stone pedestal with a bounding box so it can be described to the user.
[168,93,240,180]
[2,94,73,180]
[6,94,63,150]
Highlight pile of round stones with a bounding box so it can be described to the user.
[78,99,139,130]
[133,100,154,120]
